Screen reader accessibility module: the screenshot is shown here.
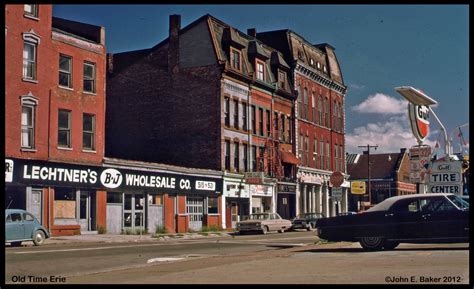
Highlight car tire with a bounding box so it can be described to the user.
[383,240,399,250]
[359,236,385,251]
[262,226,268,235]
[32,230,46,246]
[10,241,22,247]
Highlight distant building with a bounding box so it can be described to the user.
[346,148,416,211]
[5,4,107,236]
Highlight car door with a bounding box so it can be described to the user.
[387,199,425,240]
[22,213,36,239]
[6,213,25,241]
[420,196,465,240]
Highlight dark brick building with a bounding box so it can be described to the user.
[106,14,299,229]
[5,4,107,236]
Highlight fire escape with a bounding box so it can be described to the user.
[257,129,284,180]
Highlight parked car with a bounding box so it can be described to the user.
[291,213,325,231]
[5,209,50,246]
[237,213,292,234]
[315,193,469,251]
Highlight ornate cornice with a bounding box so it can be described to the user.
[295,63,347,95]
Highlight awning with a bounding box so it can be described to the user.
[280,151,300,165]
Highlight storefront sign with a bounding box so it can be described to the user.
[244,172,264,184]
[224,180,249,198]
[277,183,297,194]
[409,145,431,183]
[428,160,463,195]
[408,103,430,142]
[5,159,14,182]
[250,184,273,197]
[351,181,366,195]
[298,171,323,184]
[5,158,221,194]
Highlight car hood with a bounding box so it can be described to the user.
[238,220,264,224]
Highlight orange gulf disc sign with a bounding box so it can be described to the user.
[408,103,430,142]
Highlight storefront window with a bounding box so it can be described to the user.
[107,192,122,204]
[148,194,163,205]
[54,187,76,219]
[208,196,219,214]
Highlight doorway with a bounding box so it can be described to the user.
[27,188,42,224]
[186,195,203,231]
[79,191,96,232]
[123,193,145,232]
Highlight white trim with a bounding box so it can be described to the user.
[22,30,41,44]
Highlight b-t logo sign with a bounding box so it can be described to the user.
[408,103,430,142]
[100,168,123,189]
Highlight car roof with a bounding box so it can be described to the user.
[367,193,455,212]
[5,209,28,214]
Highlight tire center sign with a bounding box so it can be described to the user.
[427,160,462,195]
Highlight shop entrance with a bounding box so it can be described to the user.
[27,188,42,224]
[186,195,203,231]
[123,193,145,231]
[79,191,96,232]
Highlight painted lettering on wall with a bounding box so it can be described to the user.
[23,165,98,184]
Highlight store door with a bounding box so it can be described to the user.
[186,195,203,231]
[123,193,145,231]
[79,192,91,231]
[231,202,239,228]
[27,188,42,224]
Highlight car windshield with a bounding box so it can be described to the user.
[249,214,269,220]
[447,195,469,210]
[297,213,319,219]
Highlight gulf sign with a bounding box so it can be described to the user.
[408,103,430,142]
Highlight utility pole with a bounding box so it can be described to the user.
[358,144,378,207]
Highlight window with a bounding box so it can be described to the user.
[317,62,321,70]
[278,70,286,89]
[334,144,338,171]
[313,138,318,168]
[305,136,309,167]
[320,139,324,169]
[83,113,95,150]
[224,140,231,171]
[340,103,344,132]
[333,101,338,131]
[287,116,292,144]
[323,65,327,73]
[303,88,308,120]
[23,42,36,80]
[299,133,304,164]
[230,48,241,71]
[251,105,256,134]
[59,55,72,88]
[326,142,330,170]
[234,142,239,172]
[312,93,316,123]
[224,97,230,126]
[243,144,248,172]
[274,112,279,137]
[233,99,239,129]
[340,145,344,172]
[252,145,257,172]
[259,108,264,136]
[242,103,248,131]
[83,62,96,93]
[23,213,34,221]
[256,60,265,81]
[259,147,265,172]
[318,96,323,126]
[107,192,122,204]
[325,97,330,128]
[24,4,38,17]
[21,105,35,148]
[58,109,71,148]
[297,85,302,119]
[280,114,285,142]
[208,196,219,214]
[266,110,271,137]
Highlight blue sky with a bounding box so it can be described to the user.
[53,4,469,155]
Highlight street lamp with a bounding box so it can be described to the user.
[358,144,378,207]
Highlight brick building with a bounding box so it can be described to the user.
[5,4,107,236]
[346,148,417,211]
[256,30,348,217]
[106,14,299,230]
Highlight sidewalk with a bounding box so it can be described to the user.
[47,232,234,245]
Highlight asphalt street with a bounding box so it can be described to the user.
[5,230,469,284]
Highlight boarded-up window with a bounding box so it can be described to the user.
[54,200,76,219]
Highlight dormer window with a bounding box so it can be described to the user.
[323,65,327,73]
[278,70,287,90]
[310,58,314,66]
[256,59,265,81]
[317,62,321,70]
[230,47,241,71]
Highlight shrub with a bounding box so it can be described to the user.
[97,225,107,234]
[155,225,168,235]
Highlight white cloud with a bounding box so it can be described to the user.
[352,93,408,114]
[345,114,437,154]
[348,83,365,90]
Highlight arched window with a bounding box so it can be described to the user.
[303,87,308,120]
[318,96,323,126]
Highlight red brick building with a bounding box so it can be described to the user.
[5,4,107,236]
[257,30,348,217]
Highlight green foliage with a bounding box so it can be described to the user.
[97,225,107,234]
[155,225,168,235]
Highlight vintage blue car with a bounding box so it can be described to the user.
[5,209,50,246]
[316,193,469,251]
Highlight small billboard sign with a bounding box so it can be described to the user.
[351,181,366,195]
[427,159,463,195]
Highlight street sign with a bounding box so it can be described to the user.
[330,171,344,187]
[332,187,343,201]
[427,159,463,195]
[409,145,431,183]
[351,181,366,195]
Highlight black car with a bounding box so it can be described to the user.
[291,213,325,231]
[315,193,469,251]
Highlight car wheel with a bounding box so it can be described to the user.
[383,240,399,250]
[32,230,46,246]
[10,241,22,247]
[278,228,285,233]
[262,226,268,235]
[359,236,385,251]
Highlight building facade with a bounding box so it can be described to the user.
[256,30,348,217]
[5,4,107,236]
[106,15,299,229]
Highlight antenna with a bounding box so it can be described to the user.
[7,199,13,209]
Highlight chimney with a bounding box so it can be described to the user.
[247,28,256,38]
[168,14,181,74]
